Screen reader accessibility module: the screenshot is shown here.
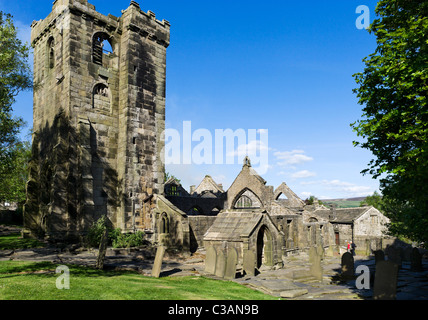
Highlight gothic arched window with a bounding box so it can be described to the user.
[92,83,110,111]
[92,32,113,66]
[47,37,55,69]
[236,195,252,208]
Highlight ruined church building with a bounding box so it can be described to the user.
[24,0,390,271]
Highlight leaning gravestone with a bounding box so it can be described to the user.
[151,245,166,278]
[224,248,239,280]
[243,250,256,277]
[373,260,399,300]
[96,228,109,270]
[411,248,423,272]
[205,246,217,275]
[215,250,227,278]
[341,252,354,279]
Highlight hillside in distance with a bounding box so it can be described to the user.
[321,197,367,208]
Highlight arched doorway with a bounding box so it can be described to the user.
[256,226,273,268]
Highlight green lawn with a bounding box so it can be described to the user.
[0,233,45,250]
[0,260,276,300]
[0,232,277,300]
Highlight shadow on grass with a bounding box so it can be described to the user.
[0,233,46,250]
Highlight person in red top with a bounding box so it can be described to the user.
[347,241,351,252]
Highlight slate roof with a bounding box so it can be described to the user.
[203,210,265,241]
[314,207,370,223]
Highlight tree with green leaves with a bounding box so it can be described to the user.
[0,141,31,204]
[0,12,33,205]
[0,12,32,154]
[351,0,428,244]
[360,191,384,211]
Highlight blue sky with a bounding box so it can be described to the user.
[2,0,382,199]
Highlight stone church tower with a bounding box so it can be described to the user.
[24,0,170,241]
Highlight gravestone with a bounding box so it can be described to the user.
[411,248,423,272]
[243,250,256,277]
[387,247,402,269]
[215,250,227,278]
[326,246,335,257]
[374,250,385,265]
[151,245,166,278]
[316,244,325,261]
[205,246,217,275]
[403,246,413,262]
[96,228,109,270]
[224,248,239,280]
[308,246,317,265]
[310,249,323,282]
[341,252,354,279]
[373,260,399,300]
[365,240,371,256]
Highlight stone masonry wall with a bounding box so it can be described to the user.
[24,0,170,241]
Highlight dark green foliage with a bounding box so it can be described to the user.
[352,0,428,244]
[112,231,145,249]
[85,216,145,248]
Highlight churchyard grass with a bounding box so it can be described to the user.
[0,261,276,300]
[0,233,45,250]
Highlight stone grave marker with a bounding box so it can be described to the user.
[224,247,239,280]
[341,252,354,279]
[243,250,256,277]
[310,249,323,282]
[373,260,399,300]
[411,248,423,272]
[308,246,317,265]
[215,250,226,278]
[374,250,385,265]
[96,228,109,270]
[387,247,402,269]
[151,245,166,278]
[326,245,335,257]
[316,244,325,261]
[403,246,413,262]
[205,246,217,275]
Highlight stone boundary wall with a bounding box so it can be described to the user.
[188,216,217,251]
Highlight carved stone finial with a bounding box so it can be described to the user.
[243,156,251,167]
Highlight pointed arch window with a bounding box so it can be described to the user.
[236,195,252,208]
[160,213,169,234]
[92,32,113,66]
[47,37,55,69]
[92,83,110,111]
[234,189,262,209]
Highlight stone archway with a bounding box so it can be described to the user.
[256,225,273,268]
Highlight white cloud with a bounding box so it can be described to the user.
[274,150,313,167]
[300,191,313,199]
[229,140,270,158]
[299,179,374,198]
[291,170,317,179]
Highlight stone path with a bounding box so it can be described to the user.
[1,244,428,300]
[230,252,428,300]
